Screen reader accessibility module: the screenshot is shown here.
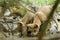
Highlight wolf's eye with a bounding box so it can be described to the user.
[34,30,36,32]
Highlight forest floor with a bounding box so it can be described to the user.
[0,32,60,40]
[0,32,37,40]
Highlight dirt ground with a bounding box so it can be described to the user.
[0,32,60,40]
[0,32,37,40]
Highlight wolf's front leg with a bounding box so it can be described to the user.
[14,13,34,37]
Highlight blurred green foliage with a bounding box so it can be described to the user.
[29,0,55,5]
[0,0,59,17]
[29,0,60,12]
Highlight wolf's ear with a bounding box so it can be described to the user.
[34,24,38,28]
[14,22,23,26]
[26,24,31,29]
[18,22,23,26]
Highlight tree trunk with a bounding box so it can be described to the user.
[38,0,60,40]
